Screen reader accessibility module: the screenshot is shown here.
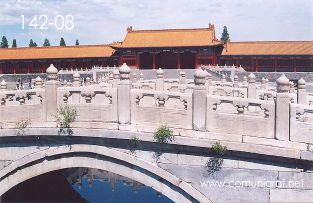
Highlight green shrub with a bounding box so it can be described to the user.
[153,125,174,143]
[15,118,31,136]
[130,135,142,148]
[56,105,77,128]
[16,118,31,130]
[210,142,227,156]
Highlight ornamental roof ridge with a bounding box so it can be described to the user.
[128,27,214,33]
[226,41,313,44]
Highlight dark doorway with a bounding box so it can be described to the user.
[139,52,153,69]
[181,52,195,69]
[156,52,177,69]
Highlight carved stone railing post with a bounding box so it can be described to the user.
[248,73,256,99]
[179,71,186,84]
[45,64,59,122]
[139,73,144,81]
[35,76,43,89]
[85,77,91,86]
[297,77,306,104]
[112,68,120,88]
[156,68,164,90]
[73,71,80,87]
[265,78,269,90]
[275,74,290,140]
[261,77,266,90]
[207,72,212,86]
[132,72,137,83]
[242,76,248,86]
[289,81,295,93]
[233,75,239,88]
[108,73,114,83]
[0,80,7,91]
[193,69,207,131]
[117,63,131,125]
[221,74,226,83]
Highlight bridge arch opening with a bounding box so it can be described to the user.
[0,145,209,203]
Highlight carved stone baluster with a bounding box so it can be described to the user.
[297,77,306,104]
[275,74,290,140]
[193,68,207,131]
[0,80,7,91]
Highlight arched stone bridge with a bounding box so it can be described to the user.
[0,64,313,202]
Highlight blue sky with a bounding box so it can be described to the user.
[0,0,312,47]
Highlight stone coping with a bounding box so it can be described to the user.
[0,127,312,166]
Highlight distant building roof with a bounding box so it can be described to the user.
[116,25,221,48]
[221,41,313,56]
[0,45,116,60]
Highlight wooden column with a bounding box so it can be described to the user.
[236,59,240,67]
[25,62,29,73]
[13,63,16,74]
[194,53,198,68]
[41,62,44,73]
[177,52,181,69]
[152,53,156,70]
[274,58,277,72]
[255,58,259,72]
[118,56,123,66]
[136,54,139,69]
[293,58,296,72]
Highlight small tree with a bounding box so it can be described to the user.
[15,118,31,136]
[12,39,17,48]
[220,26,230,42]
[29,39,34,47]
[56,105,77,136]
[210,142,227,156]
[56,105,77,128]
[33,42,37,47]
[0,36,9,48]
[43,38,51,46]
[60,37,66,46]
[154,125,174,143]
[75,39,79,46]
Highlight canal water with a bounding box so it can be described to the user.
[2,167,174,203]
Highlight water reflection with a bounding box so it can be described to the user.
[2,168,173,203]
[65,168,174,203]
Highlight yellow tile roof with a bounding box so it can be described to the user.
[117,27,221,48]
[0,45,116,60]
[221,41,313,55]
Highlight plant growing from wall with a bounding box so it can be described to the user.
[206,142,228,176]
[210,142,227,156]
[56,105,77,135]
[15,118,31,136]
[153,125,174,143]
[130,135,142,153]
[130,135,141,148]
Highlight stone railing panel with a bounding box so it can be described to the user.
[132,82,155,90]
[290,103,313,144]
[206,95,275,138]
[164,83,194,93]
[57,86,117,123]
[209,86,247,98]
[131,89,192,129]
[0,89,46,122]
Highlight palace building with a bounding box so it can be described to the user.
[0,24,312,74]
